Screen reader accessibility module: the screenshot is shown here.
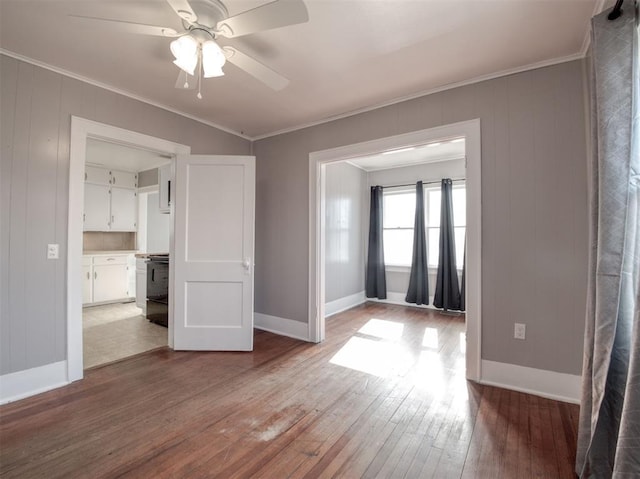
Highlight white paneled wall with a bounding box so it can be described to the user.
[324,162,366,304]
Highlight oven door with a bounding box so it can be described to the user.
[146,261,169,303]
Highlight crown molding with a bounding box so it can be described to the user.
[0,49,251,141]
[252,51,586,141]
[579,0,609,56]
[3,30,601,143]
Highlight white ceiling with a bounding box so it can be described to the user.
[0,0,606,139]
[86,138,171,172]
[348,138,465,171]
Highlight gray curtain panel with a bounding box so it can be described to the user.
[365,185,387,299]
[433,179,462,311]
[406,181,429,305]
[576,7,640,478]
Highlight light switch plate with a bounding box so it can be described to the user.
[514,323,526,340]
[47,244,59,259]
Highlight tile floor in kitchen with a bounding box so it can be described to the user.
[83,302,168,369]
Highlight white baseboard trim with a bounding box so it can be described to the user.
[0,361,70,405]
[480,360,582,404]
[368,292,439,311]
[325,291,366,317]
[255,313,310,342]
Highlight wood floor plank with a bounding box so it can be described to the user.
[0,303,580,478]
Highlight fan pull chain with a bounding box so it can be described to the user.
[197,48,203,100]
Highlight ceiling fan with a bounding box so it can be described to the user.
[72,0,308,98]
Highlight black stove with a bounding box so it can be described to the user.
[146,255,169,327]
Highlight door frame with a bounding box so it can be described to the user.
[68,117,190,382]
[308,119,482,381]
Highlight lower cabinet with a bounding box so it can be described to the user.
[135,258,147,311]
[82,257,93,305]
[83,254,136,306]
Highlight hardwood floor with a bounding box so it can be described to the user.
[0,303,579,478]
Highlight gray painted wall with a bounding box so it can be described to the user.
[324,162,366,303]
[0,55,250,375]
[254,60,589,375]
[367,159,466,296]
[138,168,159,188]
[0,53,589,378]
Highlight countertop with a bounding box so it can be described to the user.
[134,252,169,258]
[83,250,137,255]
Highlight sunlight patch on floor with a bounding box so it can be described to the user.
[357,318,404,341]
[330,315,468,399]
[422,327,439,349]
[330,336,409,378]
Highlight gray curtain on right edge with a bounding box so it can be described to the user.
[433,178,461,311]
[576,7,639,478]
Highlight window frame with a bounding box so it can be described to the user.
[382,183,466,270]
[381,187,416,268]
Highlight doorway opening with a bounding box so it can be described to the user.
[81,138,173,369]
[309,120,481,381]
[68,117,190,381]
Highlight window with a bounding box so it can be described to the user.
[382,190,415,266]
[382,184,466,269]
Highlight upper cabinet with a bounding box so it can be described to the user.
[85,165,111,185]
[84,166,138,232]
[110,187,137,231]
[158,164,172,214]
[111,170,138,189]
[83,183,111,231]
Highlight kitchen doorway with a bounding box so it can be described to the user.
[68,117,190,381]
[81,139,174,369]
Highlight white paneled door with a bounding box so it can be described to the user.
[173,155,255,351]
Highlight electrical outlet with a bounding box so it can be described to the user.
[47,244,59,260]
[514,323,526,340]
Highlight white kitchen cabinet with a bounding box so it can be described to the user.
[83,254,135,305]
[127,254,136,299]
[85,165,111,185]
[111,170,137,189]
[93,263,128,303]
[83,166,137,232]
[135,258,147,311]
[158,164,172,214]
[110,187,137,231]
[83,183,111,231]
[82,257,93,305]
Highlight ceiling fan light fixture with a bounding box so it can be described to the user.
[173,55,198,76]
[170,34,199,74]
[202,40,226,78]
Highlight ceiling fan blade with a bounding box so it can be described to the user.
[216,0,308,39]
[175,70,197,90]
[166,0,198,24]
[70,15,179,37]
[223,46,289,91]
